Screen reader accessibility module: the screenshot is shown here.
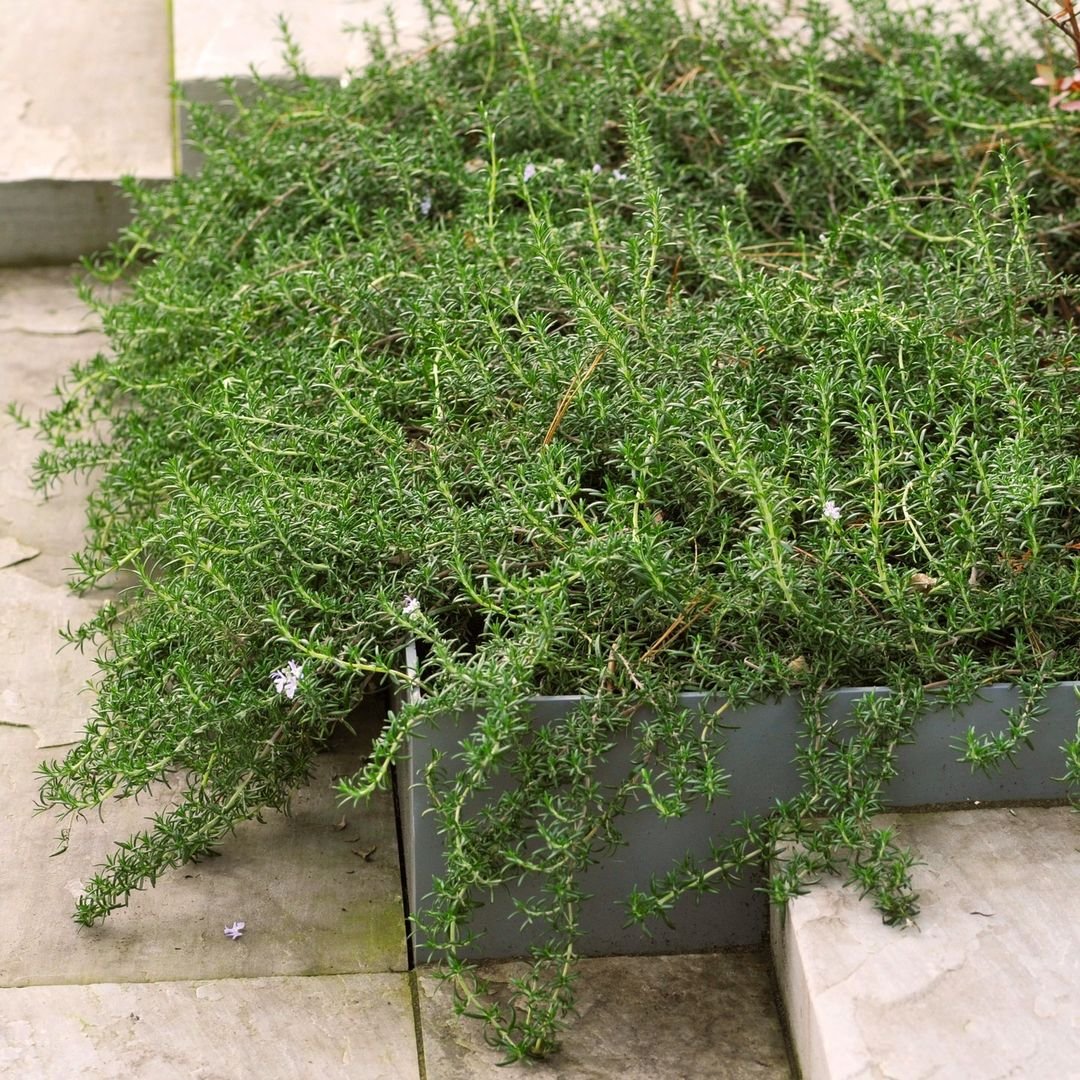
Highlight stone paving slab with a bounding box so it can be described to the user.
[172,0,434,172]
[0,573,106,748]
[1,267,123,588]
[1,717,406,989]
[0,3,173,263]
[1,267,407,988]
[0,972,420,1079]
[417,950,792,1078]
[0,3,172,182]
[0,267,104,332]
[1,269,132,744]
[772,807,1080,1080]
[174,0,432,85]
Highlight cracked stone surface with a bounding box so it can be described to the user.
[0,573,105,748]
[0,973,420,1079]
[0,2,172,183]
[1,267,122,588]
[0,3,172,261]
[772,808,1080,1080]
[2,268,120,745]
[417,951,792,1078]
[0,537,39,569]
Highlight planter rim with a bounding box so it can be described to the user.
[399,680,1080,708]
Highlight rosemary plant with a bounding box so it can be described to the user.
[21,0,1080,1061]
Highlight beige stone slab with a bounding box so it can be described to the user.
[1,270,116,744]
[2,714,406,988]
[172,0,436,172]
[0,268,125,586]
[772,807,1080,1080]
[0,2,172,260]
[0,972,420,1079]
[0,572,104,747]
[417,950,792,1078]
[171,0,1039,88]
[0,266,102,334]
[173,0,433,85]
[2,271,405,987]
[0,2,172,182]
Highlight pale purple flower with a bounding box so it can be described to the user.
[270,660,303,700]
[419,195,432,217]
[523,162,537,183]
[402,595,421,617]
[592,163,602,175]
[612,168,628,182]
[822,500,841,522]
[224,921,245,940]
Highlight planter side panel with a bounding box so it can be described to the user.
[401,694,803,961]
[888,682,1079,804]
[400,684,1078,961]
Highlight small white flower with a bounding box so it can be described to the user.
[270,660,304,700]
[402,595,421,617]
[592,163,602,174]
[523,162,537,183]
[339,73,351,89]
[612,167,628,182]
[224,921,245,940]
[419,195,432,217]
[822,500,841,522]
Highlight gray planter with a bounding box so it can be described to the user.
[397,683,1078,961]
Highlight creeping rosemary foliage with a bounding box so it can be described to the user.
[25,0,1080,1061]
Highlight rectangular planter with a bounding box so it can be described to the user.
[397,683,1078,961]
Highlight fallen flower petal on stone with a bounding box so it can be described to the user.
[224,921,246,940]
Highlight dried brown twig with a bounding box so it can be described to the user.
[1023,0,1080,63]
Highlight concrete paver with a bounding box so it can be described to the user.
[1,721,406,989]
[174,0,432,85]
[0,267,119,587]
[0,972,420,1079]
[1,269,406,994]
[1,268,127,745]
[0,4,172,182]
[772,807,1080,1080]
[417,950,792,1078]
[0,575,106,748]
[0,3,173,263]
[172,0,434,171]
